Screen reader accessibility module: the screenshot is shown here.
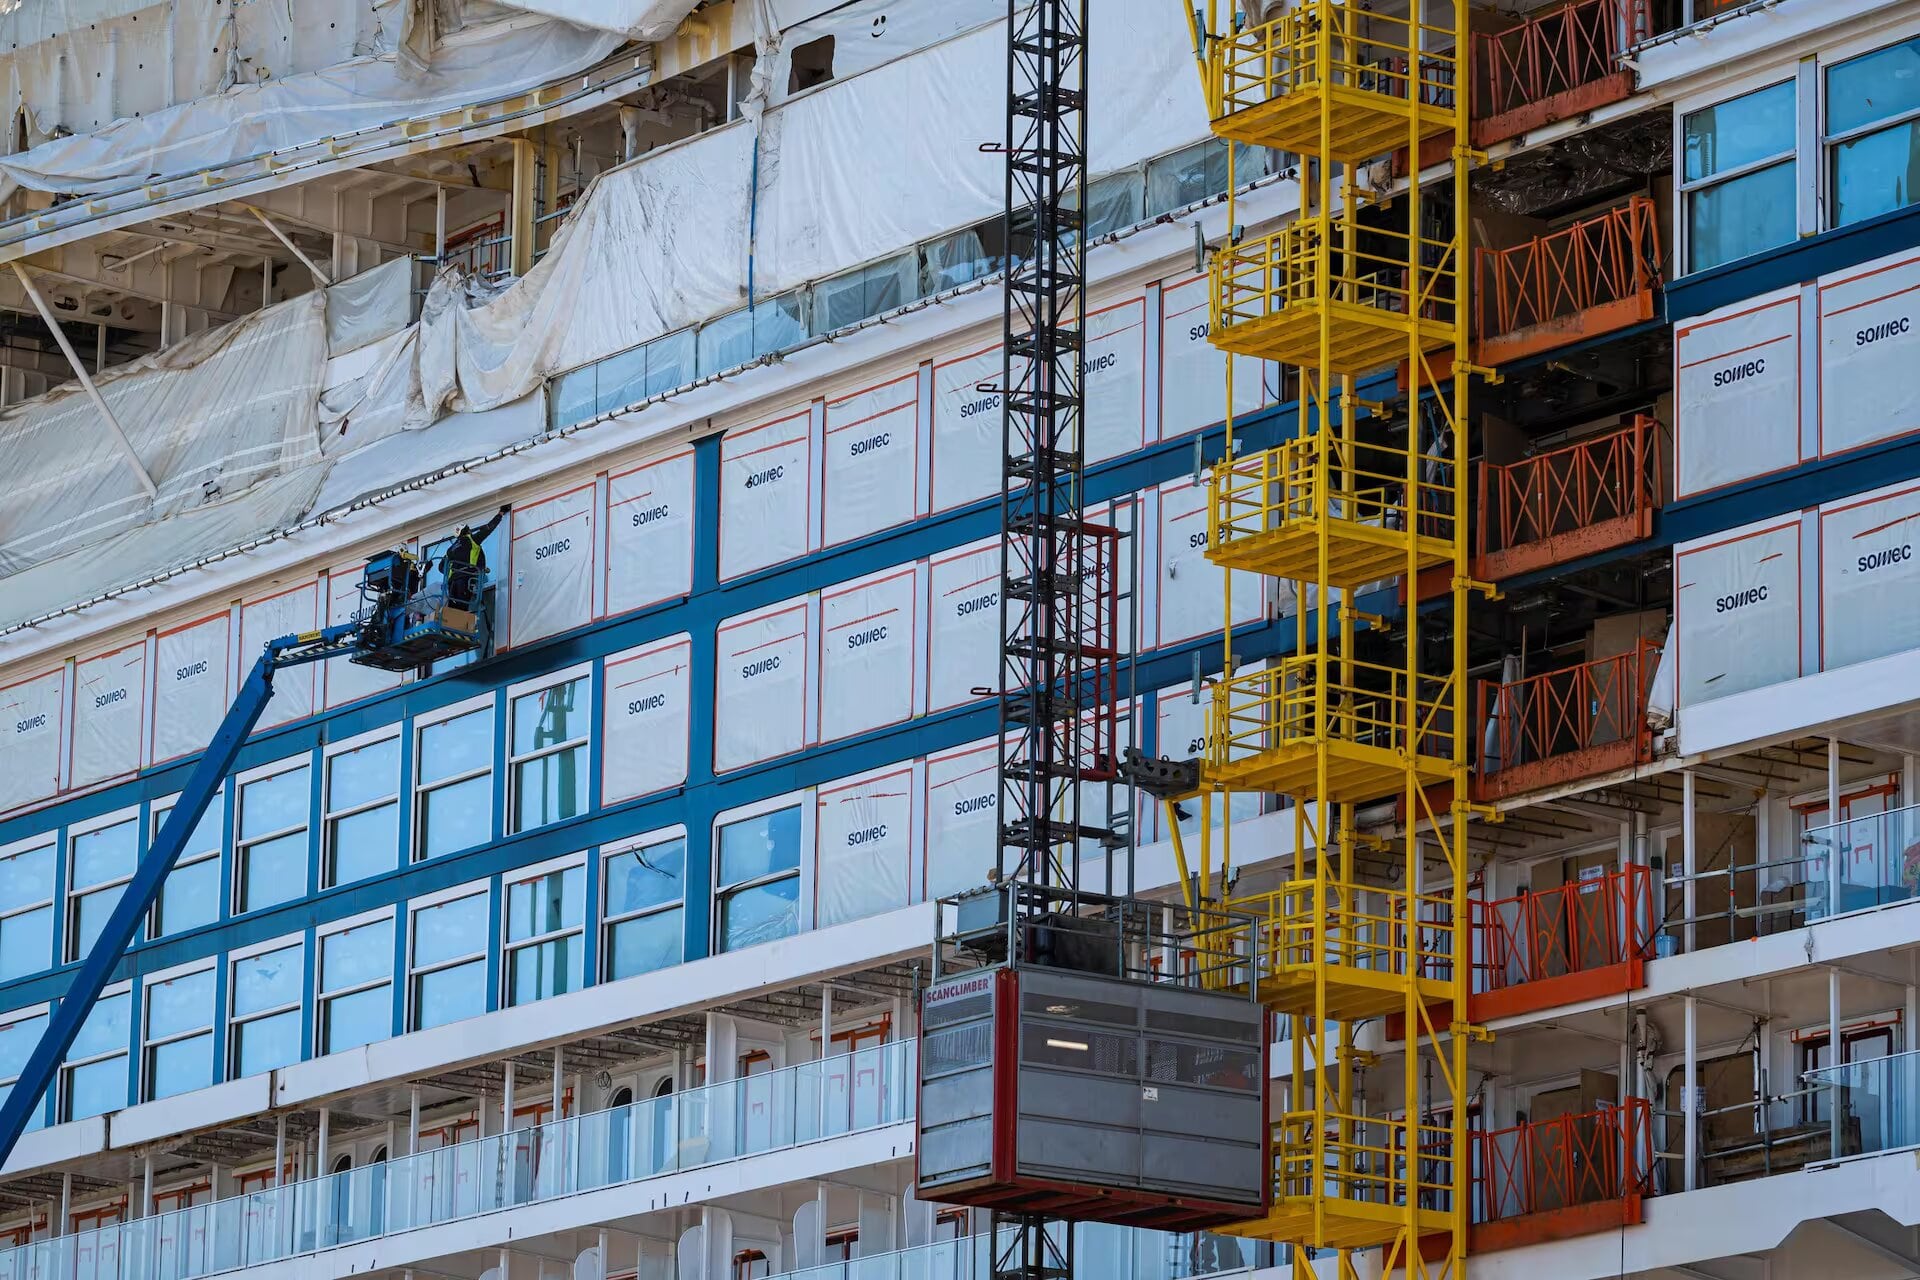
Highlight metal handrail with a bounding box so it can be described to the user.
[1474,195,1662,342]
[1474,1098,1653,1222]
[1211,1,1461,121]
[1472,0,1648,121]
[1471,864,1654,994]
[1211,654,1457,766]
[1476,639,1659,781]
[1477,416,1660,561]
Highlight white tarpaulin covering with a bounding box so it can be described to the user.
[1160,274,1269,438]
[602,634,692,804]
[153,613,230,762]
[926,536,1000,712]
[823,372,920,546]
[326,258,417,358]
[1675,519,1801,707]
[931,344,1001,511]
[1818,249,1920,458]
[1156,480,1262,646]
[766,0,1001,107]
[0,668,65,812]
[1675,290,1799,498]
[606,447,697,615]
[720,409,814,580]
[819,565,917,742]
[508,482,596,647]
[71,642,146,789]
[1820,483,1920,672]
[1083,297,1147,463]
[323,563,400,709]
[493,0,698,38]
[925,739,999,900]
[715,598,811,772]
[1153,678,1258,841]
[814,767,914,927]
[240,582,319,728]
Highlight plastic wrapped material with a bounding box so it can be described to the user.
[1674,289,1800,498]
[605,447,697,617]
[323,563,401,710]
[925,536,1000,713]
[1082,297,1148,463]
[326,258,418,357]
[924,738,999,900]
[767,0,1000,107]
[602,634,692,804]
[1818,249,1920,458]
[822,371,921,546]
[0,668,65,812]
[1160,273,1271,439]
[492,0,700,38]
[152,613,231,763]
[240,582,319,729]
[507,482,597,647]
[71,642,147,789]
[714,597,812,773]
[814,766,915,928]
[719,408,814,580]
[1674,518,1802,708]
[818,564,918,742]
[930,343,1002,512]
[1156,479,1264,647]
[1820,482,1920,672]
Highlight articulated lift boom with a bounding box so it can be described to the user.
[0,547,490,1168]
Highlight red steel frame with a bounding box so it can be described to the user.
[1475,416,1661,580]
[1471,1098,1654,1252]
[1474,638,1660,803]
[1474,196,1662,366]
[1471,0,1649,147]
[1470,864,1654,1020]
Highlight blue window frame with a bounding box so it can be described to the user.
[0,1007,48,1132]
[1682,81,1798,272]
[230,941,304,1078]
[0,840,54,983]
[67,814,138,962]
[142,967,215,1102]
[1827,37,1920,228]
[323,735,401,888]
[235,761,311,915]
[317,917,394,1055]
[414,703,494,860]
[602,836,685,981]
[503,861,585,1006]
[61,990,128,1122]
[408,888,490,1031]
[509,677,590,835]
[151,793,222,938]
[715,806,803,953]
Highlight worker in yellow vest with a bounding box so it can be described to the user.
[443,505,509,612]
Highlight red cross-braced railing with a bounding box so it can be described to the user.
[1474,1097,1654,1225]
[1475,638,1659,798]
[1472,0,1649,133]
[1477,416,1660,576]
[1471,864,1654,996]
[1475,196,1662,358]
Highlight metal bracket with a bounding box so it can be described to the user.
[1454,574,1502,602]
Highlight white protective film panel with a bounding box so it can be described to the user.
[153,614,230,762]
[509,483,596,647]
[71,643,145,789]
[323,564,400,708]
[603,635,693,804]
[1153,680,1259,840]
[1157,480,1263,646]
[715,600,811,772]
[240,583,318,729]
[1160,274,1268,438]
[1083,297,1148,464]
[931,344,1002,511]
[606,449,696,616]
[926,536,1001,712]
[1675,292,1799,497]
[815,768,914,928]
[720,410,813,580]
[824,373,920,545]
[925,741,1000,900]
[0,669,64,812]
[1819,250,1920,457]
[1675,521,1800,707]
[1821,485,1920,672]
[819,567,917,742]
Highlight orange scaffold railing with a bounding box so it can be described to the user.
[1472,0,1650,144]
[1475,195,1662,364]
[1476,416,1660,579]
[1474,1098,1654,1232]
[1470,864,1654,1003]
[1474,638,1660,801]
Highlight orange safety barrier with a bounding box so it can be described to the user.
[1474,638,1659,803]
[1474,196,1662,365]
[1470,864,1654,1015]
[1472,1098,1653,1251]
[1475,416,1660,580]
[1472,0,1649,146]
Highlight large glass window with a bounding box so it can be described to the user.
[509,678,589,833]
[696,294,807,375]
[504,864,585,1005]
[1683,82,1798,271]
[415,706,494,860]
[142,969,214,1102]
[0,842,54,982]
[236,763,311,914]
[1827,37,1920,228]
[61,991,128,1122]
[409,891,490,1031]
[150,794,222,938]
[808,254,917,336]
[0,1008,48,1133]
[230,942,303,1078]
[317,919,393,1055]
[602,838,685,981]
[324,737,400,887]
[67,816,138,962]
[715,807,802,953]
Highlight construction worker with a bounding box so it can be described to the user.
[442,504,509,612]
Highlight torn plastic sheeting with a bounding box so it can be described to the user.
[0,290,329,579]
[327,257,418,357]
[491,0,700,39]
[0,15,621,199]
[305,389,546,514]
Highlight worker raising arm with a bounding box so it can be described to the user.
[443,504,510,611]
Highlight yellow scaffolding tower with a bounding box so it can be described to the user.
[1175,3,1482,1276]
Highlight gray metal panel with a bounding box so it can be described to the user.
[1141,1131,1265,1198]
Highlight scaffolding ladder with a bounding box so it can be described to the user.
[1179,3,1481,1277]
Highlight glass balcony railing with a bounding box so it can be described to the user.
[1802,803,1920,923]
[0,1041,916,1280]
[1804,1047,1920,1161]
[785,1225,1267,1280]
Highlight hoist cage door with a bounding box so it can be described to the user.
[915,965,1269,1230]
